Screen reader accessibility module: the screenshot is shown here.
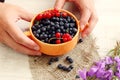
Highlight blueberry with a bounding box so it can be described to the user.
[70,18,76,23]
[50,22,55,26]
[36,29,41,34]
[57,64,63,69]
[73,28,77,33]
[45,31,49,34]
[78,38,83,43]
[62,66,68,71]
[35,33,39,38]
[56,17,59,21]
[63,19,68,23]
[62,29,67,33]
[60,26,64,30]
[69,65,74,69]
[48,61,52,65]
[69,58,73,63]
[41,27,46,31]
[50,58,54,62]
[69,23,76,28]
[35,24,41,29]
[51,17,56,21]
[48,34,52,38]
[69,28,73,31]
[45,38,49,43]
[75,75,80,79]
[59,21,64,26]
[55,24,60,29]
[33,31,37,35]
[52,31,55,34]
[56,29,61,33]
[66,56,73,63]
[32,25,37,31]
[39,24,43,27]
[55,22,59,25]
[46,25,51,30]
[65,23,69,28]
[59,18,63,21]
[43,34,48,38]
[51,26,55,30]
[66,56,70,60]
[39,34,44,39]
[66,68,71,72]
[69,31,73,35]
[66,16,71,22]
[48,30,52,33]
[45,19,51,25]
[54,57,59,61]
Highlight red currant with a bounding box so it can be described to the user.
[62,33,72,42]
[43,13,47,18]
[55,32,61,38]
[67,35,72,41]
[46,12,52,19]
[56,12,60,17]
[54,8,59,13]
[62,12,67,17]
[56,39,61,44]
[35,14,42,20]
[63,38,68,42]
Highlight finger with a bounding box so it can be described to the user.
[18,8,34,22]
[54,0,66,9]
[5,22,40,51]
[82,14,98,38]
[3,31,41,55]
[80,9,91,31]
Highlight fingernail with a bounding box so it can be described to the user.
[80,25,84,31]
[34,46,40,50]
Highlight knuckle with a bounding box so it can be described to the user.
[14,36,26,44]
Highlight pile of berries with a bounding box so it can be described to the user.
[48,56,74,72]
[31,8,77,44]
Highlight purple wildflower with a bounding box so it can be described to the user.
[104,56,113,65]
[104,69,113,80]
[87,66,98,76]
[114,56,120,63]
[78,69,87,80]
[96,68,105,78]
[115,67,120,78]
[95,61,106,69]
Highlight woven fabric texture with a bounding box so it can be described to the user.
[29,36,100,80]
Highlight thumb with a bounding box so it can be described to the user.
[54,0,66,9]
[19,8,34,22]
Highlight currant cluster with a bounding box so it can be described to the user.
[32,8,77,44]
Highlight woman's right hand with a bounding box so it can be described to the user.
[0,3,41,55]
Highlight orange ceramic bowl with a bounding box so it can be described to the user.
[25,9,80,56]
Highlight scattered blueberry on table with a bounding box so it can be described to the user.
[48,56,74,72]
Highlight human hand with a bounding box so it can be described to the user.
[0,3,41,55]
[54,0,98,38]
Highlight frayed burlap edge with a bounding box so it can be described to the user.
[29,36,100,80]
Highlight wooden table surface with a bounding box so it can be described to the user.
[0,0,120,80]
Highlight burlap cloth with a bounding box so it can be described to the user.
[29,36,100,80]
